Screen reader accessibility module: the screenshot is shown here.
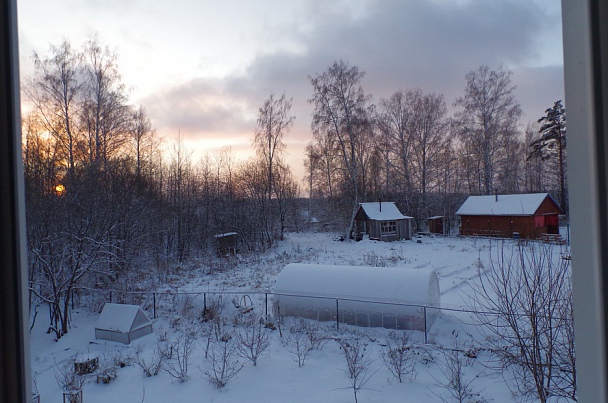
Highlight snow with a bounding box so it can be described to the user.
[96,303,149,333]
[276,263,438,305]
[358,201,412,220]
[456,192,552,216]
[214,232,237,238]
[30,232,571,402]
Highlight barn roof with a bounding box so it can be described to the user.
[358,202,412,221]
[96,303,150,333]
[456,193,559,216]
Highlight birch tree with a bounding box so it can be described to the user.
[454,65,522,195]
[253,93,294,247]
[309,60,372,237]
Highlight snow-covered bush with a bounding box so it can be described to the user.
[163,328,196,382]
[54,357,87,393]
[431,348,487,403]
[336,333,376,403]
[134,343,164,377]
[470,241,575,402]
[236,313,272,366]
[281,319,323,367]
[381,330,419,383]
[202,332,243,388]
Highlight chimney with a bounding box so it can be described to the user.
[379,198,382,212]
[494,188,498,202]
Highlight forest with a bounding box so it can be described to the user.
[22,39,567,339]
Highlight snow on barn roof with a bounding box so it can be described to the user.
[96,303,149,333]
[359,202,412,221]
[456,193,555,216]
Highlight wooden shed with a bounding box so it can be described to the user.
[456,193,564,239]
[95,303,152,344]
[352,202,413,241]
[214,232,237,257]
[427,216,444,234]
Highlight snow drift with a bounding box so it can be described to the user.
[275,263,440,331]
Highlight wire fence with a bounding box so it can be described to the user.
[66,287,503,349]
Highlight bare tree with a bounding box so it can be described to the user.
[470,241,575,402]
[28,185,117,338]
[25,40,84,172]
[336,334,376,403]
[281,320,317,367]
[202,332,243,388]
[80,37,131,169]
[454,65,522,195]
[163,328,196,382]
[236,313,272,366]
[127,106,160,181]
[407,90,450,219]
[381,330,419,383]
[377,90,413,202]
[309,60,373,238]
[54,357,87,394]
[253,93,294,247]
[431,348,487,403]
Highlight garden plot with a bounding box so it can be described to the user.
[30,232,572,402]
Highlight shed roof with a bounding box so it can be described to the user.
[358,202,412,221]
[456,193,558,216]
[96,303,150,333]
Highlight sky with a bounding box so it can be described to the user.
[17,0,564,182]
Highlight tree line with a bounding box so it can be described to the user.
[22,39,566,337]
[305,61,567,236]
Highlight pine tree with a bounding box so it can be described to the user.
[530,100,567,213]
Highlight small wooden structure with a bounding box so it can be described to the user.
[352,202,413,241]
[63,390,83,403]
[214,232,237,256]
[456,193,564,239]
[427,216,444,234]
[95,303,153,344]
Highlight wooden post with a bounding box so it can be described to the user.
[424,307,428,344]
[336,299,339,330]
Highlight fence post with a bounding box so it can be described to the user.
[203,292,207,316]
[423,306,428,344]
[265,293,268,318]
[336,299,339,330]
[153,293,156,319]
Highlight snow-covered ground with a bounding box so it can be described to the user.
[30,232,571,402]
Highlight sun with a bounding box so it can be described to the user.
[54,184,65,196]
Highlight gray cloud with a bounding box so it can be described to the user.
[143,0,564,169]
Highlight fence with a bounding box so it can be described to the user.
[70,287,490,348]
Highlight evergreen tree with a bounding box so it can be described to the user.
[530,100,567,213]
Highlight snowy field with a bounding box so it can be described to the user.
[30,232,571,402]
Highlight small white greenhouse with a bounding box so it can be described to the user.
[95,303,153,344]
[274,263,440,331]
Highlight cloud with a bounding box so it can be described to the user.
[141,0,564,177]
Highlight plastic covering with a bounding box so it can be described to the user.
[275,264,440,331]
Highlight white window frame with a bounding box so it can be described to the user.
[2,2,608,402]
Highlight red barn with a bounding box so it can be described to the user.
[456,193,564,239]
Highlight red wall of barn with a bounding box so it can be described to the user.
[459,215,559,239]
